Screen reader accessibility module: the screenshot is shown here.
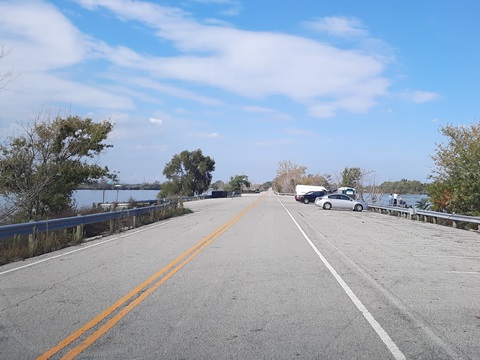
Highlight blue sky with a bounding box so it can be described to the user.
[0,0,479,185]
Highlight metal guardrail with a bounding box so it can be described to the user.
[276,191,480,230]
[368,204,480,229]
[0,203,174,240]
[4,198,478,241]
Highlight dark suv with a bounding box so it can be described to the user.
[298,191,327,204]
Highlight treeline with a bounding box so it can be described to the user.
[272,162,428,202]
[79,178,425,194]
[378,179,427,194]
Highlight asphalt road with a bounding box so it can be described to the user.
[0,190,479,359]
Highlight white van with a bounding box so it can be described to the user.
[295,184,327,201]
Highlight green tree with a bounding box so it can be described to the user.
[261,181,273,190]
[415,197,432,210]
[227,175,251,192]
[302,173,331,188]
[428,123,480,214]
[338,167,379,202]
[379,179,426,194]
[162,149,215,196]
[340,167,362,188]
[0,115,113,221]
[158,181,181,198]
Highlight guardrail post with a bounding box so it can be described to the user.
[28,223,38,256]
[367,205,480,230]
[150,206,154,223]
[408,207,416,220]
[132,208,137,229]
[75,214,84,242]
[109,215,115,234]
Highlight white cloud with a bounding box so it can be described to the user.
[76,0,391,118]
[187,0,243,16]
[304,16,368,38]
[188,132,220,138]
[242,105,293,122]
[149,117,163,125]
[308,103,336,118]
[283,128,316,136]
[242,106,276,113]
[123,76,221,106]
[0,0,394,127]
[398,90,439,104]
[409,90,440,103]
[135,144,169,151]
[0,1,134,120]
[187,0,239,5]
[0,1,88,71]
[0,0,447,186]
[0,72,135,123]
[255,138,295,147]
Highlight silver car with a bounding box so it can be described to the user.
[315,194,368,212]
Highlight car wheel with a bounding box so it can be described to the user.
[323,202,332,210]
[354,204,363,212]
[303,198,310,204]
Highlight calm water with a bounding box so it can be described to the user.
[1,190,428,210]
[81,191,428,207]
[73,189,160,208]
[363,193,428,207]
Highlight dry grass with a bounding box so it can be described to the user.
[0,205,192,266]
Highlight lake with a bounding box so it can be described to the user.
[363,193,428,207]
[74,189,160,208]
[1,190,429,210]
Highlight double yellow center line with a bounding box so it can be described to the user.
[38,197,263,359]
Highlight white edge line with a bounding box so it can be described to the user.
[413,255,480,259]
[0,214,194,276]
[277,197,406,360]
[0,237,119,276]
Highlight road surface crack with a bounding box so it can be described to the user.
[0,263,106,312]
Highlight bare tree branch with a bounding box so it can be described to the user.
[0,45,17,92]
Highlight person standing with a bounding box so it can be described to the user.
[388,194,393,205]
[393,193,398,206]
